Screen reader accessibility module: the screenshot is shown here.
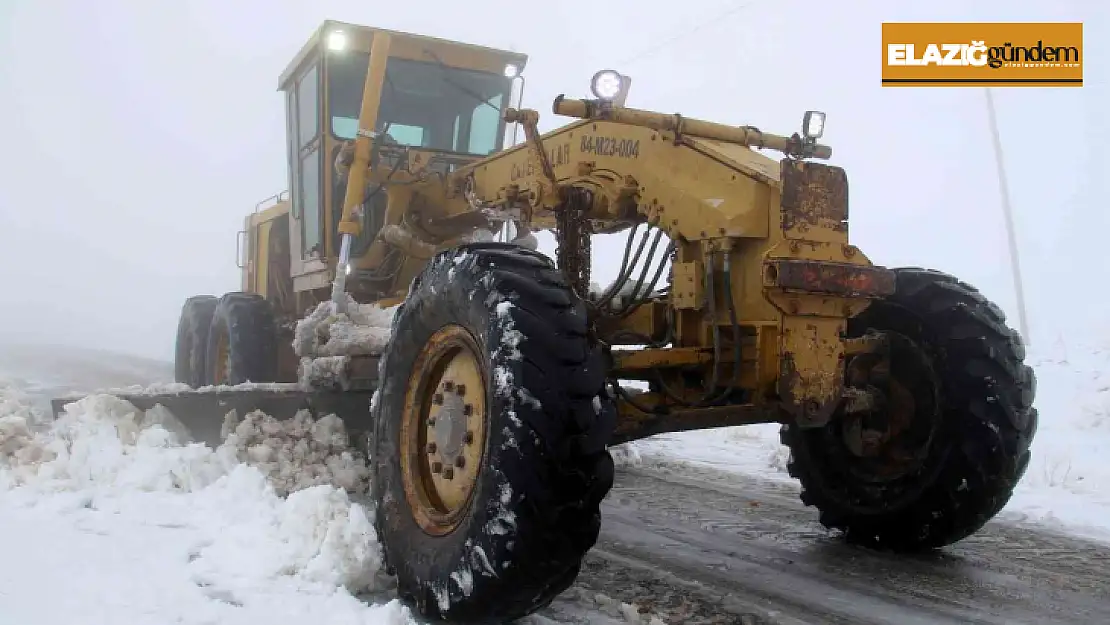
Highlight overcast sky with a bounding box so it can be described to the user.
[0,0,1104,361]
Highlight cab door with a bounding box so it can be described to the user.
[285,57,329,286]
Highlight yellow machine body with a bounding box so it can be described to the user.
[231,20,894,435]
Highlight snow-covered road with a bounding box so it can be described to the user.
[0,338,1107,624]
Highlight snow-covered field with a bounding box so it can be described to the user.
[622,338,1110,543]
[0,336,1107,624]
[0,343,174,413]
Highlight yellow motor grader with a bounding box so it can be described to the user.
[54,20,1038,622]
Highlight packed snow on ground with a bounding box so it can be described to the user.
[0,389,415,625]
[617,337,1110,543]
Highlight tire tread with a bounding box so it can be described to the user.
[781,267,1038,550]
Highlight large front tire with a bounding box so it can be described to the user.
[781,268,1038,550]
[372,244,616,622]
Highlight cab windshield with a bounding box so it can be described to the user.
[328,52,511,156]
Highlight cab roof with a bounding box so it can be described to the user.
[278,20,530,90]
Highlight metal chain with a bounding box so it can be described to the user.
[555,188,593,300]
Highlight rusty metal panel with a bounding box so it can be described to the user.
[671,261,703,309]
[777,316,846,428]
[768,259,896,298]
[780,160,848,235]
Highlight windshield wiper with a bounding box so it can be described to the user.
[422,48,501,113]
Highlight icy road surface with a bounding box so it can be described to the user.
[1,337,1108,624]
[582,462,1110,624]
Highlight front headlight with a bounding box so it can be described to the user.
[327,30,348,52]
[802,111,826,140]
[590,70,625,101]
[503,63,520,78]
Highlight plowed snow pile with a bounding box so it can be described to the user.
[0,390,416,625]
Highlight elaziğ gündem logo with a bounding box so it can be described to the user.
[881,22,1083,87]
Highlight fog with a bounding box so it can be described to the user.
[0,0,1104,362]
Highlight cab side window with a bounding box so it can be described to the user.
[466,93,504,155]
[295,63,322,256]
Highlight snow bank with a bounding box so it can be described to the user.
[1006,338,1110,540]
[0,388,412,624]
[619,424,791,482]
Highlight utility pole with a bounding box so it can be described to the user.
[984,87,1031,346]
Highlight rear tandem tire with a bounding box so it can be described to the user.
[780,267,1038,551]
[204,292,279,386]
[174,295,218,388]
[372,243,617,623]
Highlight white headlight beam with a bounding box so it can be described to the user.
[802,110,826,140]
[327,30,348,52]
[590,70,624,101]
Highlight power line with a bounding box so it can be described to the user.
[614,0,768,68]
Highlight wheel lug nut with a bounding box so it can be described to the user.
[464,431,474,444]
[456,384,466,397]
[432,461,443,473]
[444,381,455,392]
[426,442,437,454]
[455,456,466,468]
[433,393,444,405]
[443,467,454,480]
[463,404,473,416]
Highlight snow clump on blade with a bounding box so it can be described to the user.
[294,295,399,359]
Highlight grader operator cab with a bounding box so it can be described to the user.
[54,20,1038,623]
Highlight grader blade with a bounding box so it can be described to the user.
[49,386,378,449]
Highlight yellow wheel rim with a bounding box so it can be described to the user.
[400,324,489,536]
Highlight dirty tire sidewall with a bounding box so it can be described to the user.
[204,292,279,386]
[373,243,616,622]
[175,295,218,388]
[781,267,1038,551]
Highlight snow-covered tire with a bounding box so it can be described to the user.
[174,295,218,388]
[372,243,616,622]
[781,268,1037,551]
[204,292,278,386]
